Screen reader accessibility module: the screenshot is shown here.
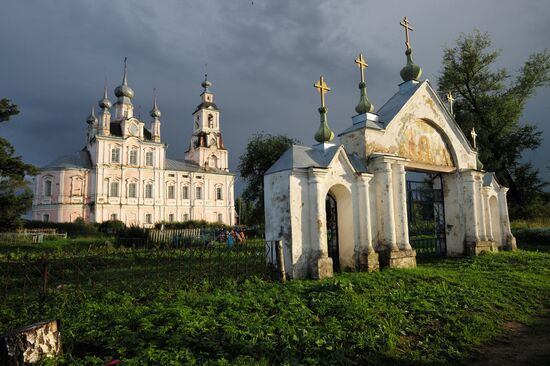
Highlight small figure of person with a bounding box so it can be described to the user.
[227,229,235,248]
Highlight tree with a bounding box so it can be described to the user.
[0,100,37,231]
[438,30,550,219]
[238,133,299,225]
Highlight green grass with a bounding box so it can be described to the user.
[1,245,549,365]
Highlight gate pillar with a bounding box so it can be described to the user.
[307,168,333,279]
[371,156,416,269]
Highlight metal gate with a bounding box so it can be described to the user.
[325,193,340,272]
[406,174,447,257]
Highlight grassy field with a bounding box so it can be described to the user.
[1,238,549,365]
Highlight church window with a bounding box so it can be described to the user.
[145,151,154,167]
[129,150,138,165]
[71,177,82,196]
[195,186,202,200]
[210,155,218,168]
[182,186,189,199]
[110,213,117,221]
[216,187,223,200]
[217,213,223,223]
[43,214,50,223]
[110,182,119,197]
[167,185,175,199]
[168,213,174,222]
[145,184,153,199]
[183,213,189,221]
[145,213,152,224]
[111,147,121,163]
[44,180,52,197]
[128,183,137,198]
[208,114,214,128]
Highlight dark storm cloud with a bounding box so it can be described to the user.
[1,0,549,188]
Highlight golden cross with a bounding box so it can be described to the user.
[446,92,455,114]
[399,16,414,49]
[470,127,477,149]
[314,76,331,108]
[355,53,368,83]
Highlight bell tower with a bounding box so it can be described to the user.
[184,75,228,170]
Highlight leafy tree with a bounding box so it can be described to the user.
[238,133,299,225]
[438,30,550,218]
[0,99,37,231]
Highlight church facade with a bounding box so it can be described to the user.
[264,19,515,279]
[31,62,235,227]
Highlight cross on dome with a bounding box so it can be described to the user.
[355,53,368,83]
[314,76,331,108]
[400,16,414,49]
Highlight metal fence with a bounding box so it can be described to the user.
[0,239,280,307]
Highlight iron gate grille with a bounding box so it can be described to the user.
[406,175,447,258]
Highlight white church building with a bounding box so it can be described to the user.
[32,61,235,227]
[264,20,516,279]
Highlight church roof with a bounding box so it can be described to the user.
[42,149,93,170]
[265,144,367,175]
[109,122,153,140]
[165,158,233,175]
[376,80,422,125]
[193,101,219,114]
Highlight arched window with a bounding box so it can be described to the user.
[167,185,175,199]
[208,114,214,128]
[145,151,154,167]
[217,213,223,223]
[43,179,52,197]
[145,183,153,199]
[111,147,121,163]
[128,182,137,198]
[71,176,83,196]
[110,181,119,197]
[210,155,218,168]
[43,213,50,223]
[129,149,138,165]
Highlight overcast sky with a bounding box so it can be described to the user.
[1,0,549,192]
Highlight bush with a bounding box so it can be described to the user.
[512,227,550,245]
[23,219,99,238]
[154,220,231,230]
[97,220,126,235]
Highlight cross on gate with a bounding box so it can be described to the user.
[314,76,331,108]
[446,92,455,114]
[471,127,478,149]
[400,16,414,49]
[355,53,368,83]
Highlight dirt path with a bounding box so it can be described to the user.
[469,310,550,366]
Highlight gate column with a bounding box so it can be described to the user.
[357,173,379,271]
[307,168,333,279]
[394,162,413,251]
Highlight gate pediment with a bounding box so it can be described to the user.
[397,119,455,171]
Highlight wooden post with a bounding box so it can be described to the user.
[41,257,49,300]
[275,240,286,283]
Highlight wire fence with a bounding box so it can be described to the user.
[0,238,280,308]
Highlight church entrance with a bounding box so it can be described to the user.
[325,193,340,272]
[406,173,447,258]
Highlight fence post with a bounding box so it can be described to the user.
[41,257,49,300]
[276,240,286,283]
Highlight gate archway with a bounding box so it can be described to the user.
[406,173,447,257]
[325,193,339,272]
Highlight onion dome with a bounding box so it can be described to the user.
[201,74,212,93]
[149,94,161,118]
[314,106,334,143]
[86,105,98,124]
[98,84,112,109]
[355,81,374,114]
[114,58,135,99]
[400,48,422,82]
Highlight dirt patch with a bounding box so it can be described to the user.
[469,310,550,366]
